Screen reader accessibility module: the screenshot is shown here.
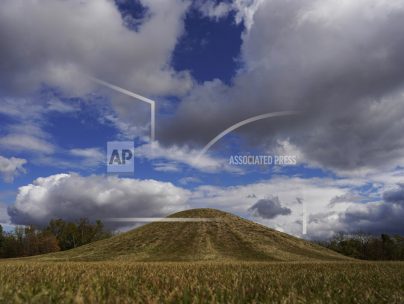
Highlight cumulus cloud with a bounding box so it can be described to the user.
[8,173,190,227]
[6,171,404,236]
[189,172,404,238]
[310,200,404,238]
[0,0,192,96]
[190,176,349,236]
[0,155,27,182]
[2,0,404,240]
[160,0,404,175]
[0,0,194,142]
[308,181,404,238]
[342,201,403,235]
[249,197,291,219]
[383,183,404,204]
[2,0,403,175]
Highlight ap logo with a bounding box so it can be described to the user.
[107,141,134,173]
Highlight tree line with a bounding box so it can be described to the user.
[0,218,111,258]
[318,232,404,260]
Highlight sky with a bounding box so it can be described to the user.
[1,0,404,239]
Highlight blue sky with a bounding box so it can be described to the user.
[173,7,244,84]
[1,0,404,238]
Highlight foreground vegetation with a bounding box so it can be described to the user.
[0,261,403,303]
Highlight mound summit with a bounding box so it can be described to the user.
[40,208,348,261]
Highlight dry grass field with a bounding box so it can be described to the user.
[1,210,403,303]
[0,260,403,303]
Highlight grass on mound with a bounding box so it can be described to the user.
[0,260,403,303]
[36,208,348,262]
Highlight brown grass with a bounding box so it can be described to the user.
[36,209,347,262]
[0,260,403,303]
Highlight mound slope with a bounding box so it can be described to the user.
[38,208,348,261]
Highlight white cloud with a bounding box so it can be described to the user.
[194,0,264,29]
[153,162,181,172]
[0,155,27,182]
[0,0,195,143]
[8,173,190,227]
[188,168,404,239]
[69,147,105,167]
[0,203,11,224]
[0,134,55,154]
[0,97,79,120]
[0,98,43,120]
[309,198,404,240]
[195,0,233,20]
[7,169,404,236]
[0,99,105,168]
[46,99,78,113]
[135,141,240,173]
[0,98,103,169]
[189,175,382,238]
[70,148,103,159]
[0,97,78,155]
[161,0,404,176]
[233,0,264,30]
[178,176,202,185]
[0,0,192,96]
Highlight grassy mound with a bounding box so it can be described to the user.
[36,208,348,261]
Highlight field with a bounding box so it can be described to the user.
[0,261,403,303]
[2,211,403,303]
